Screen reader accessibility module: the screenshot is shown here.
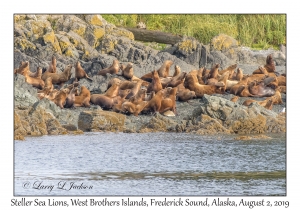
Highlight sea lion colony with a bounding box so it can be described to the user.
[15,54,286,116]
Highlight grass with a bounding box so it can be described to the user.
[101,14,286,50]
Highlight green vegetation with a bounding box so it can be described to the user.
[101,14,286,50]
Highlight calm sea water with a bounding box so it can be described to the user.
[14,132,286,196]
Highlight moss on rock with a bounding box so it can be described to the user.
[211,34,238,51]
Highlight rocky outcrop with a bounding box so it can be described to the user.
[78,110,125,132]
[14,106,68,140]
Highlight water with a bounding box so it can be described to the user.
[14,132,286,196]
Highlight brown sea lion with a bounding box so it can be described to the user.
[125,80,143,99]
[159,87,178,114]
[173,65,181,77]
[26,66,43,79]
[249,80,275,97]
[238,85,255,97]
[37,77,54,95]
[23,68,45,90]
[184,74,223,98]
[120,62,134,80]
[146,70,163,93]
[41,64,72,87]
[208,63,220,79]
[229,75,250,95]
[277,75,286,86]
[177,83,196,102]
[44,89,59,101]
[107,78,122,90]
[265,54,276,73]
[167,72,187,88]
[14,61,30,75]
[104,81,120,98]
[74,86,91,107]
[128,88,147,104]
[277,86,286,94]
[142,89,164,114]
[230,96,239,103]
[242,97,273,110]
[271,88,283,105]
[235,68,243,81]
[53,88,70,109]
[219,63,237,75]
[145,91,155,101]
[98,59,120,76]
[47,55,57,73]
[119,80,136,90]
[157,60,173,78]
[118,89,132,99]
[64,86,77,108]
[75,61,93,81]
[160,77,173,88]
[122,100,148,116]
[93,95,122,110]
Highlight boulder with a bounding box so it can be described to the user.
[78,110,125,132]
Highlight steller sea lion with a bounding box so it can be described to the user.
[14,61,30,75]
[270,88,283,105]
[157,60,173,78]
[120,62,134,80]
[41,64,72,87]
[242,97,273,110]
[230,95,239,103]
[249,80,275,97]
[208,63,220,79]
[92,95,122,110]
[125,80,143,99]
[118,89,132,99]
[122,100,148,116]
[64,86,77,108]
[52,88,70,109]
[37,76,54,95]
[23,68,45,90]
[146,70,162,93]
[98,59,120,76]
[219,63,237,75]
[184,74,223,98]
[277,75,286,86]
[277,86,286,94]
[47,55,57,73]
[173,65,181,77]
[167,72,187,88]
[159,87,178,114]
[142,89,164,114]
[177,83,196,102]
[74,86,91,107]
[75,61,93,81]
[104,81,121,98]
[107,78,122,90]
[235,68,243,81]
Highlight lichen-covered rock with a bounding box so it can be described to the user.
[55,33,79,58]
[84,15,104,26]
[139,114,177,133]
[78,110,125,132]
[185,114,231,135]
[228,114,266,134]
[211,34,239,52]
[14,106,68,140]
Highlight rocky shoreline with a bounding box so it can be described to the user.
[14,14,286,140]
